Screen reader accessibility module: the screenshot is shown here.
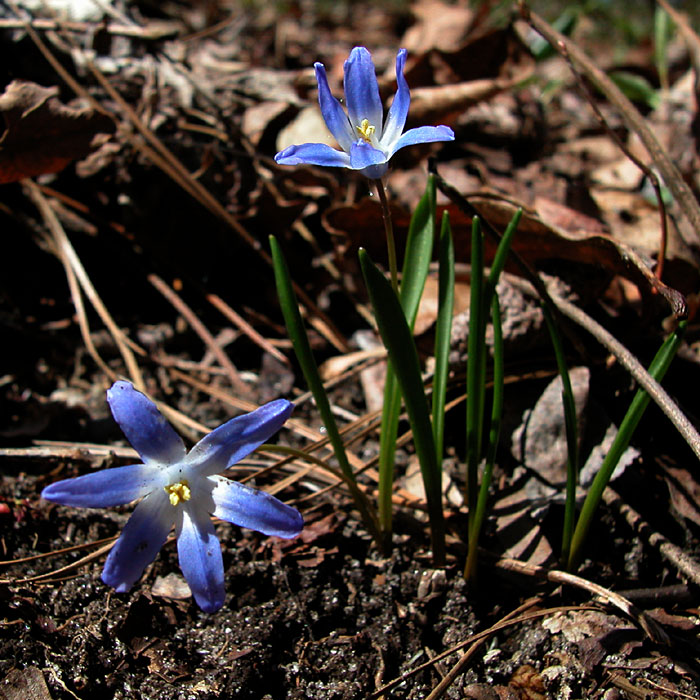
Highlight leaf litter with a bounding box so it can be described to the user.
[1,1,700,698]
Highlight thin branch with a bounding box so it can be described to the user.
[518,2,700,249]
[551,293,700,463]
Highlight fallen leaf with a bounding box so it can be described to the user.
[0,667,51,700]
[401,0,476,54]
[0,80,115,184]
[151,572,192,601]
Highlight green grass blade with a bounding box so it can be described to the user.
[486,208,522,294]
[400,174,436,324]
[466,217,485,520]
[378,366,401,541]
[542,304,579,567]
[654,6,671,91]
[270,235,381,545]
[359,248,445,565]
[464,293,504,580]
[433,211,455,464]
[377,174,437,544]
[567,320,687,570]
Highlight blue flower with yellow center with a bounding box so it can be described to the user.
[275,46,454,179]
[42,381,303,613]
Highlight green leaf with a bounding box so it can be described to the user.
[542,304,579,567]
[465,294,504,580]
[466,216,485,519]
[360,248,445,565]
[608,70,661,110]
[432,211,454,464]
[400,174,436,324]
[568,320,687,570]
[270,236,381,545]
[377,174,437,542]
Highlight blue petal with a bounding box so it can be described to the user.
[344,47,383,135]
[176,503,224,613]
[381,49,410,147]
[274,143,351,169]
[42,464,157,508]
[102,491,174,593]
[107,381,186,465]
[314,62,354,152]
[390,125,455,157]
[349,141,388,179]
[187,399,294,477]
[210,476,304,538]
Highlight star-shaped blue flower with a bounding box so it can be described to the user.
[41,381,303,613]
[275,46,454,179]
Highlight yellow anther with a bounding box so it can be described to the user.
[164,480,191,506]
[356,118,376,142]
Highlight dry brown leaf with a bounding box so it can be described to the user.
[465,196,689,312]
[0,668,52,700]
[408,78,521,125]
[662,464,700,528]
[401,0,476,54]
[0,80,115,184]
[402,26,535,125]
[151,572,192,601]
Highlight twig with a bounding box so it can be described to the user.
[493,557,669,644]
[518,2,700,249]
[23,179,146,390]
[10,3,350,354]
[425,597,541,699]
[83,61,351,355]
[0,17,180,39]
[370,604,594,699]
[206,293,289,366]
[0,536,117,567]
[0,541,116,584]
[550,293,700,463]
[556,41,669,281]
[604,488,700,589]
[148,273,249,395]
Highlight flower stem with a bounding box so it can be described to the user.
[374,178,399,295]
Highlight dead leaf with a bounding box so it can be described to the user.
[512,367,590,487]
[0,80,115,184]
[401,0,476,54]
[509,664,547,700]
[0,668,51,700]
[463,196,689,313]
[662,463,700,528]
[151,572,192,601]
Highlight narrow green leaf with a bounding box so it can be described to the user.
[377,174,437,544]
[433,211,454,464]
[542,304,579,567]
[270,236,381,545]
[608,70,661,110]
[378,366,401,540]
[654,6,671,91]
[360,248,445,565]
[568,320,687,570]
[486,208,522,294]
[400,174,436,324]
[465,294,504,580]
[466,216,485,520]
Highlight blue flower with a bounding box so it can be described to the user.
[275,46,454,179]
[41,380,303,613]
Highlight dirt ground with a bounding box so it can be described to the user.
[2,1,700,698]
